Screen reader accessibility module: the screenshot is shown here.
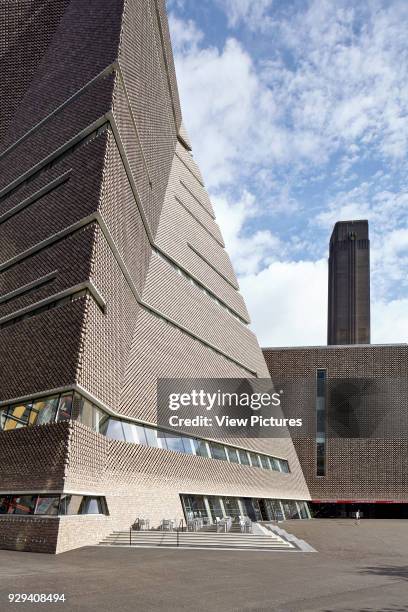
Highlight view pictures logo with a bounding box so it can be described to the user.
[168,389,282,411]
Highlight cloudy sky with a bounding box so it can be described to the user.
[167,0,408,347]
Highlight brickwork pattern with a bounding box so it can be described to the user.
[0,1,310,553]
[0,0,70,144]
[264,344,408,501]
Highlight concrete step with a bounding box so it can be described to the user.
[103,533,286,541]
[103,536,289,542]
[99,530,294,550]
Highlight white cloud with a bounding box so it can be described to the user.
[213,189,327,345]
[372,299,408,344]
[171,1,408,194]
[240,260,328,346]
[169,3,408,347]
[214,191,283,275]
[216,0,274,30]
[168,14,203,53]
[169,15,330,194]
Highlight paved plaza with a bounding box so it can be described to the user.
[0,520,407,611]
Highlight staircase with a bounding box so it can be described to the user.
[99,529,294,551]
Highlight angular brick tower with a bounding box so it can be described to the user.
[0,0,309,553]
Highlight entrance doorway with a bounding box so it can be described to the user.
[257,499,269,521]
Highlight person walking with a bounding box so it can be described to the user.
[355,508,361,525]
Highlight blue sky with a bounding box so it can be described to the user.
[167,0,408,346]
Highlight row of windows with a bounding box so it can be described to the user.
[79,397,290,473]
[181,494,310,523]
[0,391,290,474]
[0,494,108,516]
[0,393,73,430]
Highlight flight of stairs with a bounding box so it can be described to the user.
[99,529,295,551]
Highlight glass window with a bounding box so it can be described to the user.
[144,427,160,448]
[33,396,59,425]
[279,460,290,473]
[250,499,263,521]
[35,496,60,516]
[135,425,148,445]
[59,495,106,515]
[79,400,94,429]
[59,494,83,515]
[181,437,195,454]
[164,433,186,453]
[265,499,284,521]
[281,500,299,519]
[94,408,108,434]
[56,393,73,422]
[192,439,209,458]
[269,457,281,471]
[238,449,250,465]
[316,369,327,476]
[297,501,310,519]
[122,422,145,444]
[181,495,208,520]
[79,497,102,515]
[4,402,31,429]
[209,443,227,461]
[226,447,240,464]
[248,453,260,468]
[259,455,269,469]
[10,495,37,515]
[207,496,224,521]
[0,495,12,514]
[104,419,125,441]
[222,497,240,519]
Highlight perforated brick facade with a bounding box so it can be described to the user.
[263,344,408,503]
[0,0,309,553]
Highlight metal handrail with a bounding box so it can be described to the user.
[129,526,132,546]
[177,519,184,547]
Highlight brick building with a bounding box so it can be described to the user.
[0,1,310,553]
[264,219,408,518]
[263,344,408,516]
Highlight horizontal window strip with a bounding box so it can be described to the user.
[0,271,57,306]
[0,491,108,517]
[0,390,291,475]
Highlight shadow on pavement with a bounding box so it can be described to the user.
[359,565,408,580]
[321,606,408,612]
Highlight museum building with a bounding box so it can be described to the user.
[0,0,310,553]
